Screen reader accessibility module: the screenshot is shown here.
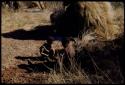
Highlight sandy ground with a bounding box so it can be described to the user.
[1,9,53,84]
[1,5,124,84]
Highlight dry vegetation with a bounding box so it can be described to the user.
[1,1,124,84]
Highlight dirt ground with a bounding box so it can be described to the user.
[1,9,55,84]
[1,2,124,84]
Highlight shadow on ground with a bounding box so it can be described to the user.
[2,5,84,40]
[15,56,57,73]
[2,25,54,40]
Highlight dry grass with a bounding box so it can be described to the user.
[46,58,91,84]
[2,7,52,33]
[1,1,124,84]
[79,2,122,41]
[1,4,90,84]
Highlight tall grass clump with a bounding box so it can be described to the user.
[79,2,120,41]
[46,55,91,84]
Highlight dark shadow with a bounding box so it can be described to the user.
[2,1,124,83]
[1,24,79,40]
[17,62,56,73]
[14,38,67,73]
[15,56,57,73]
[2,1,85,40]
[2,25,54,40]
[15,56,44,61]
